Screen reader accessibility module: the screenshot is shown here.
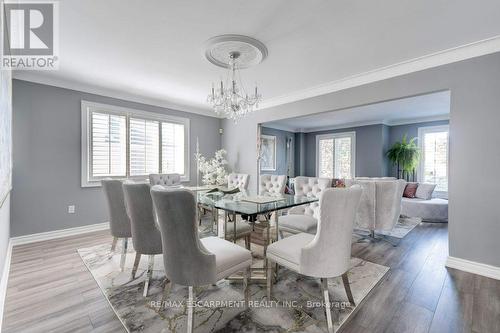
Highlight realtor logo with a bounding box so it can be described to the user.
[1,0,59,70]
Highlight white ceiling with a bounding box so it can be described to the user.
[263,91,451,132]
[13,0,500,116]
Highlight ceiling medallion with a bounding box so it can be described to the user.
[205,35,267,122]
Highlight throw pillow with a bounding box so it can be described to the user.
[416,183,437,200]
[403,182,418,198]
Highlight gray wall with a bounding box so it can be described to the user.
[388,120,449,178]
[260,127,295,177]
[222,52,500,268]
[302,124,388,177]
[11,80,221,237]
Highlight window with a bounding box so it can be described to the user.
[418,125,449,193]
[82,101,190,187]
[316,132,355,179]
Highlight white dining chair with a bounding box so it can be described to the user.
[266,186,362,333]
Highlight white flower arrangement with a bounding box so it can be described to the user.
[195,149,228,186]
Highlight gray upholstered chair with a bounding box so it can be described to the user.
[122,183,163,297]
[151,187,252,333]
[149,173,181,186]
[101,179,132,272]
[266,186,362,333]
[227,173,249,190]
[259,174,287,195]
[279,176,332,235]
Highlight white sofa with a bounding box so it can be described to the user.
[401,197,448,222]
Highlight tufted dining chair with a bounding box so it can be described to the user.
[266,186,362,333]
[227,173,250,190]
[149,173,181,186]
[279,177,332,236]
[150,187,252,333]
[259,174,287,196]
[102,179,132,272]
[122,183,163,297]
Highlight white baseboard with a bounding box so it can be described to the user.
[446,256,500,281]
[0,240,13,332]
[10,222,110,246]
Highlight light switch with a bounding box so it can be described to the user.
[68,205,75,214]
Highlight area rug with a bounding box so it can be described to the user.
[78,238,388,332]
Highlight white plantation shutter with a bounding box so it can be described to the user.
[419,126,449,192]
[318,138,334,178]
[161,122,185,174]
[316,132,355,179]
[82,101,190,186]
[129,118,160,176]
[90,112,126,177]
[334,136,352,178]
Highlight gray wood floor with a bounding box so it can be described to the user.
[2,223,499,332]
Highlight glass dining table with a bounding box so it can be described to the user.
[195,188,319,281]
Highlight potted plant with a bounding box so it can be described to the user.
[386,134,420,181]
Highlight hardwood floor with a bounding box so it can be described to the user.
[2,223,499,332]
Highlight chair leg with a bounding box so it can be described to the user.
[143,255,154,297]
[187,286,195,333]
[321,278,334,333]
[245,235,251,250]
[120,238,128,272]
[342,272,355,306]
[161,278,172,308]
[109,237,118,258]
[131,253,141,278]
[266,258,273,301]
[243,267,250,310]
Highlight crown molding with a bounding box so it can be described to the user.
[264,114,450,133]
[12,74,220,119]
[259,35,500,110]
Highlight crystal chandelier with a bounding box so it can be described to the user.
[207,51,261,121]
[204,35,267,122]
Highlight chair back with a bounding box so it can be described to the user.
[375,179,406,230]
[150,187,216,286]
[102,179,131,238]
[300,186,362,278]
[122,183,162,255]
[293,176,332,218]
[149,173,181,186]
[259,174,287,195]
[227,173,249,190]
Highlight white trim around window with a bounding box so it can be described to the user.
[81,101,190,187]
[417,124,449,194]
[315,131,356,179]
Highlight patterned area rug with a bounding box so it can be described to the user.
[78,217,389,333]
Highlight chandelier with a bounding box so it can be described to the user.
[204,35,268,122]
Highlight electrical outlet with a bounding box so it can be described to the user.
[68,205,75,214]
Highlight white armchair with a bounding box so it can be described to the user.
[345,178,406,236]
[266,186,362,333]
[259,174,287,195]
[279,176,332,235]
[227,173,249,190]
